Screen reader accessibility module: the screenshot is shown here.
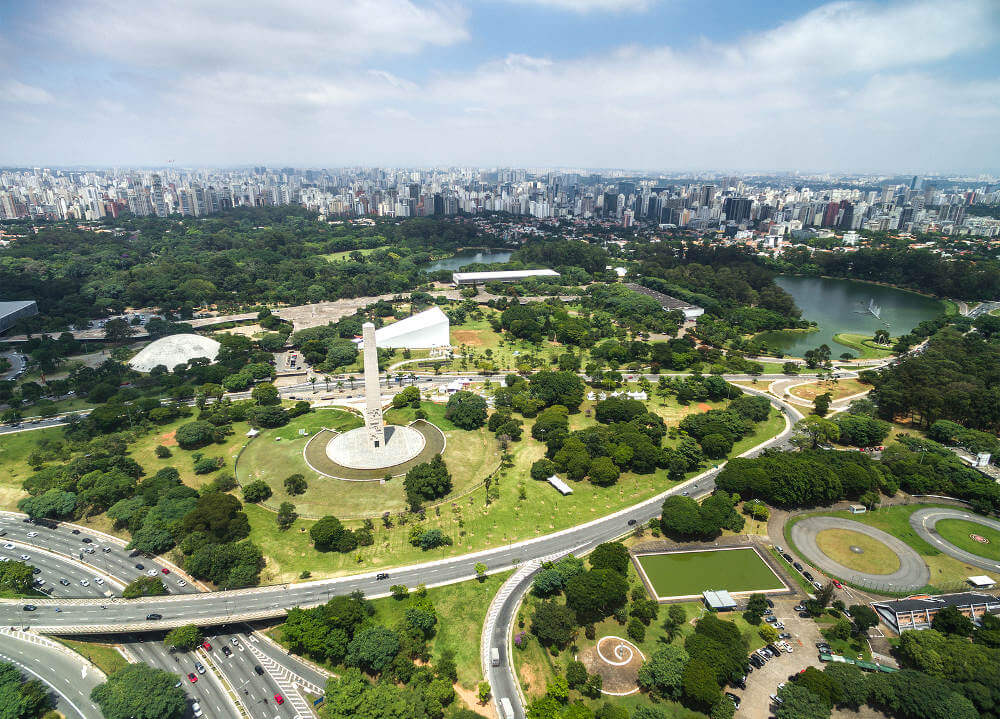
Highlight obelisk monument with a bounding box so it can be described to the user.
[362,322,386,448]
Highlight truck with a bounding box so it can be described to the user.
[491,647,500,667]
[499,697,514,719]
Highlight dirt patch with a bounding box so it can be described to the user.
[158,430,178,447]
[453,685,497,719]
[789,379,868,402]
[452,329,485,347]
[579,636,643,695]
[697,402,712,412]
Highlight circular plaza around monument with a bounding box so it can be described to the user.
[305,420,446,481]
[909,507,1000,573]
[326,424,426,470]
[790,516,929,590]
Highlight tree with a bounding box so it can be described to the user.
[790,416,840,449]
[276,501,297,530]
[284,474,307,495]
[0,561,34,593]
[103,318,137,344]
[18,489,76,520]
[251,382,280,405]
[530,458,557,482]
[392,386,421,408]
[345,625,400,674]
[311,515,349,551]
[122,576,167,599]
[444,391,488,429]
[403,455,452,509]
[242,480,272,503]
[565,568,627,625]
[589,542,629,576]
[848,605,879,635]
[178,492,250,544]
[587,456,621,486]
[474,562,487,581]
[174,420,216,450]
[812,391,833,416]
[91,663,187,719]
[759,623,779,643]
[477,681,491,704]
[566,660,588,688]
[627,616,646,642]
[0,660,51,719]
[638,645,689,698]
[164,624,203,651]
[700,433,733,459]
[682,657,722,710]
[931,605,974,637]
[775,683,831,719]
[530,601,577,647]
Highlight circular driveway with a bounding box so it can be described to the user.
[910,508,1000,573]
[791,516,929,590]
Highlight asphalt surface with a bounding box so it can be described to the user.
[0,631,105,719]
[789,516,929,591]
[0,351,25,381]
[909,507,1000,573]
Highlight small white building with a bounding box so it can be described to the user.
[546,475,573,495]
[848,504,867,515]
[968,575,996,589]
[452,269,560,286]
[703,589,738,611]
[356,306,450,350]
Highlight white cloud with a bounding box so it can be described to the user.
[43,0,469,68]
[499,0,656,12]
[2,80,54,104]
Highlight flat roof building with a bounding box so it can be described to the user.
[624,283,704,320]
[356,306,450,349]
[0,300,38,334]
[703,589,738,611]
[546,475,573,495]
[872,592,1000,633]
[452,269,559,286]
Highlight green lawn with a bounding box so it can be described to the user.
[832,333,894,360]
[54,637,129,675]
[320,246,381,262]
[20,397,97,418]
[0,426,66,508]
[934,518,1000,562]
[636,548,785,598]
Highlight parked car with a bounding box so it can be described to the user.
[778,633,792,640]
[770,694,784,705]
[793,562,803,571]
[724,692,741,709]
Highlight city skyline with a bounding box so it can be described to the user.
[2,0,999,173]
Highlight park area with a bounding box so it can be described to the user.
[934,518,1000,562]
[635,547,786,599]
[788,378,869,403]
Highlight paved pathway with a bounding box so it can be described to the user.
[790,516,929,591]
[909,507,1000,573]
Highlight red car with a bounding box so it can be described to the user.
[188,673,198,683]
[161,568,171,574]
[274,694,284,705]
[832,580,843,589]
[201,641,212,651]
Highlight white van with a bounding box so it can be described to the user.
[491,647,500,667]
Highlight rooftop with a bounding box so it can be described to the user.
[452,269,559,283]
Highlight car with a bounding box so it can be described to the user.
[135,564,144,570]
[59,578,70,586]
[782,553,793,562]
[732,676,746,689]
[816,642,831,650]
[768,644,781,656]
[681,491,689,496]
[832,580,843,588]
[2,543,14,550]
[201,641,212,651]
[254,664,264,675]
[146,613,162,620]
[81,538,92,543]
[177,580,187,587]
[376,572,389,580]
[774,623,785,630]
[195,662,205,674]
[802,571,814,582]
[71,529,80,535]
[812,581,823,590]
[232,638,243,651]
[32,567,40,574]
[770,694,783,705]
[222,646,232,657]
[26,532,38,538]
[94,578,104,586]
[765,616,777,624]
[192,702,203,718]
[778,633,792,640]
[763,608,773,615]
[274,694,284,705]
[749,654,764,668]
[794,605,806,612]
[146,569,158,577]
[784,644,793,653]
[774,546,783,553]
[161,568,170,574]
[80,579,90,587]
[724,692,741,709]
[22,605,36,611]
[83,547,95,554]
[627,519,637,526]
[799,611,812,618]
[766,598,774,608]
[793,562,803,571]
[102,547,112,553]
[843,609,852,618]
[188,673,197,683]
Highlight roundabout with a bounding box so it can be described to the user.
[790,516,929,591]
[909,508,1000,573]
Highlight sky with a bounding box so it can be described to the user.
[1,0,999,173]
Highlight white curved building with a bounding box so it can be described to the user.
[357,306,450,350]
[128,334,221,373]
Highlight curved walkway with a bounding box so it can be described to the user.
[790,516,929,591]
[910,508,1000,573]
[303,419,445,480]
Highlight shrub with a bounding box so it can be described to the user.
[154,445,172,458]
[242,480,272,503]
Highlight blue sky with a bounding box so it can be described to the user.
[1,0,998,172]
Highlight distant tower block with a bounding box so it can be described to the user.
[362,322,386,449]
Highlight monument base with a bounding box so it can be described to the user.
[326,424,426,470]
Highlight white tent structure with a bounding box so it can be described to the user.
[357,306,450,349]
[128,334,221,372]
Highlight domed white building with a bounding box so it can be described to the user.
[128,334,221,373]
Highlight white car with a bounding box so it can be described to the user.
[26,532,38,538]
[146,569,158,577]
[94,577,104,586]
[3,543,14,550]
[231,638,243,651]
[19,554,30,561]
[177,580,187,587]
[192,702,202,718]
[80,579,90,587]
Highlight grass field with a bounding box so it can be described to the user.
[785,504,992,592]
[636,548,785,598]
[54,637,128,675]
[788,378,869,402]
[934,519,1000,561]
[320,246,381,262]
[0,426,66,508]
[814,528,901,575]
[832,333,895,360]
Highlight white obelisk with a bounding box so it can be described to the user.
[362,322,386,449]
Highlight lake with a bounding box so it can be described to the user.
[754,275,945,358]
[424,249,513,272]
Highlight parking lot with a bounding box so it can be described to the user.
[731,598,826,718]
